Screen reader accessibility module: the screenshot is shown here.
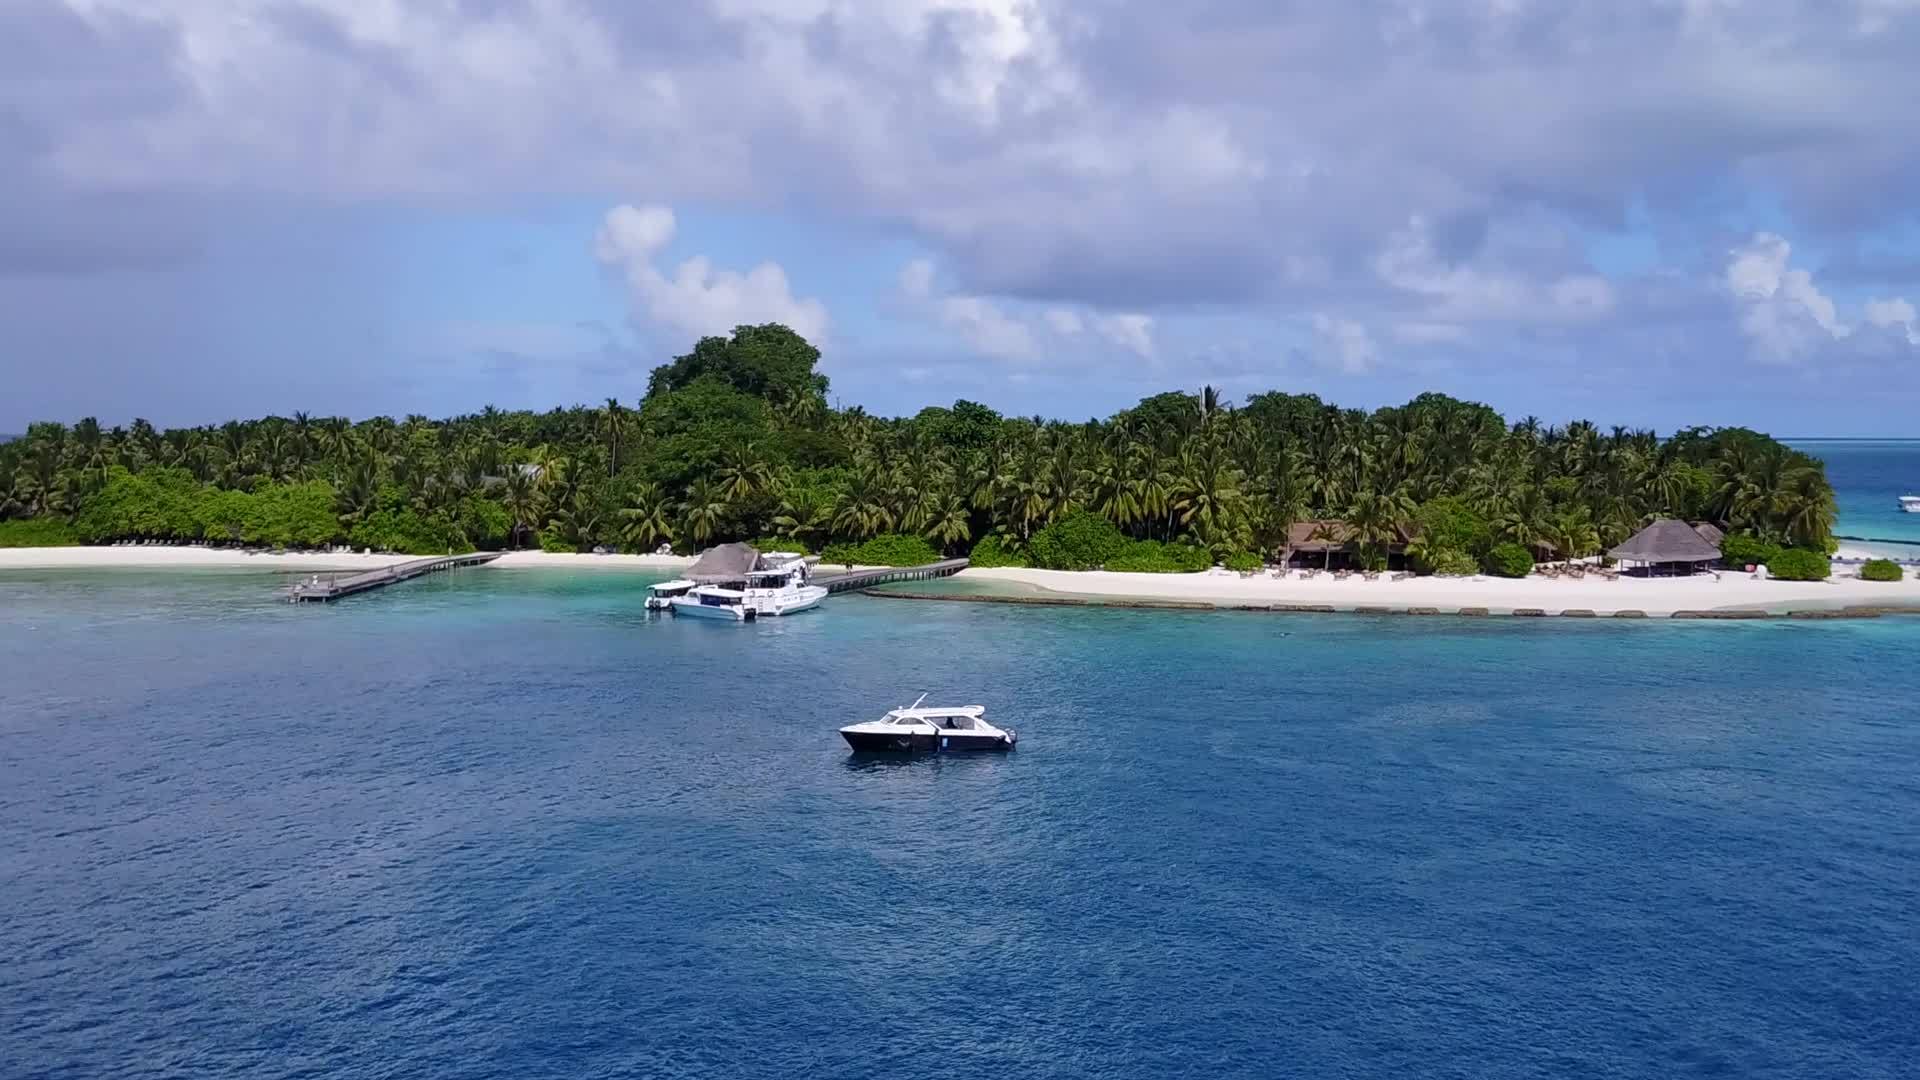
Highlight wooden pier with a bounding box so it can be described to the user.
[287,552,503,602]
[814,558,970,594]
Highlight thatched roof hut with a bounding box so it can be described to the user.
[1609,518,1721,569]
[1691,521,1726,548]
[1285,519,1358,553]
[687,542,761,584]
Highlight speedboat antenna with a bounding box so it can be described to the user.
[905,692,928,711]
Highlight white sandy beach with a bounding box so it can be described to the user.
[0,546,694,572]
[4,544,1915,616]
[961,564,1920,617]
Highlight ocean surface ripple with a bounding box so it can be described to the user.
[3,569,1918,1079]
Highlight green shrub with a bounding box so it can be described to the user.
[1222,550,1263,573]
[536,529,577,553]
[353,509,458,555]
[1414,497,1493,558]
[820,533,941,566]
[1026,510,1127,570]
[1765,548,1830,581]
[1858,553,1904,580]
[1486,542,1533,578]
[0,518,80,547]
[1720,533,1781,569]
[967,534,1028,568]
[1860,558,1905,582]
[1424,547,1480,577]
[748,536,810,555]
[1104,540,1214,573]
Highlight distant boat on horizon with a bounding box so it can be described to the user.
[1900,495,1920,514]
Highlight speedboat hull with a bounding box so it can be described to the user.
[670,599,754,620]
[840,728,1015,753]
[746,585,828,617]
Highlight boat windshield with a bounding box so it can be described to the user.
[891,712,976,729]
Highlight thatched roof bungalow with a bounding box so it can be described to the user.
[1283,519,1415,568]
[1609,518,1722,576]
[687,542,762,585]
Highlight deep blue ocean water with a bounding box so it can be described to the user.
[4,569,1920,1079]
[1796,439,1920,546]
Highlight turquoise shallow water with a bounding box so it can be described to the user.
[1795,439,1920,546]
[3,568,1920,1078]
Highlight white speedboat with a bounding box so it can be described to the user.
[1901,495,1920,513]
[644,579,696,612]
[839,696,1016,752]
[743,555,827,617]
[670,585,755,621]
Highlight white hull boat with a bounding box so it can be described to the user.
[742,554,828,617]
[1901,495,1920,513]
[645,579,696,612]
[839,696,1016,753]
[670,586,755,621]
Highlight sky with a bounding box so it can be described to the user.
[5,1,1920,436]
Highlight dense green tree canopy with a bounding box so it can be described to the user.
[645,324,827,404]
[0,327,1839,565]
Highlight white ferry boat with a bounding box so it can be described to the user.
[839,696,1017,752]
[644,579,696,612]
[743,554,827,617]
[1900,495,1920,513]
[670,586,755,621]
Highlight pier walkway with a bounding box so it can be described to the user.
[814,558,969,594]
[287,552,502,602]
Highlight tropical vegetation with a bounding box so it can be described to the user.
[1765,548,1831,582]
[1858,558,1904,582]
[0,324,1838,567]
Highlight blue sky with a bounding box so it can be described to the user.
[5,1,1920,435]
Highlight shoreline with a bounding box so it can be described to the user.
[0,546,696,573]
[5,544,1917,621]
[935,565,1920,620]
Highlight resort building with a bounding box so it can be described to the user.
[1282,519,1414,570]
[1608,519,1724,577]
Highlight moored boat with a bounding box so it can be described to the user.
[645,579,696,612]
[670,586,755,620]
[743,555,827,617]
[839,696,1016,752]
[1900,495,1920,513]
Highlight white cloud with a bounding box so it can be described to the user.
[1090,313,1156,359]
[1865,296,1920,345]
[1311,314,1380,374]
[595,203,830,344]
[899,260,1036,360]
[1375,217,1616,327]
[1724,233,1920,361]
[900,260,1154,362]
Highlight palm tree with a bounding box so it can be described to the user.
[715,444,775,503]
[501,468,543,549]
[832,468,894,540]
[1344,484,1416,570]
[618,483,675,551]
[1308,519,1342,571]
[1550,507,1601,565]
[599,398,623,477]
[680,477,729,548]
[925,492,972,552]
